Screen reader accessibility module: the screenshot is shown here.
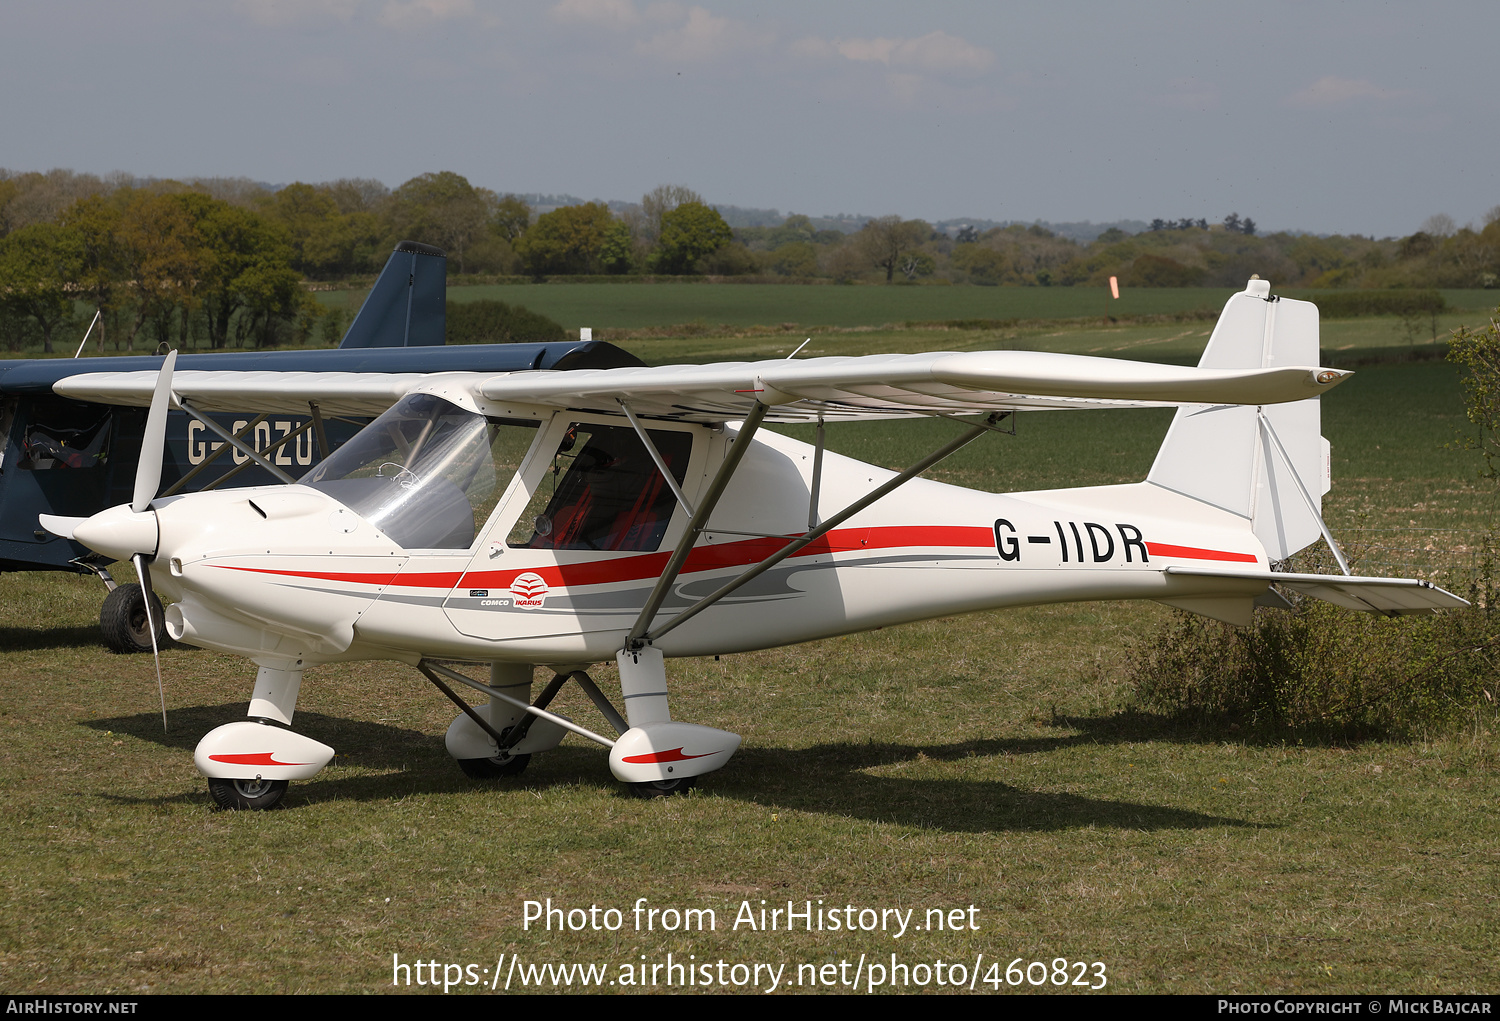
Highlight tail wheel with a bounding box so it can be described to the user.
[628,776,697,799]
[458,753,531,779]
[100,583,168,655]
[208,777,289,811]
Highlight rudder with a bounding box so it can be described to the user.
[1146,279,1332,561]
[338,240,447,348]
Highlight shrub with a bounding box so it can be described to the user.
[1298,288,1445,319]
[1126,549,1499,739]
[445,299,566,345]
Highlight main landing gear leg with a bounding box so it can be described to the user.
[192,658,334,811]
[445,663,543,778]
[431,662,595,780]
[609,645,741,798]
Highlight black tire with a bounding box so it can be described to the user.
[208,777,289,811]
[628,776,697,799]
[458,753,531,779]
[100,583,168,655]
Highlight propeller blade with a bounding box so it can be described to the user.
[133,349,178,515]
[37,514,88,540]
[132,553,167,733]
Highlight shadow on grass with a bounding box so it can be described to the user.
[84,704,1256,833]
[0,624,110,652]
[713,739,1256,834]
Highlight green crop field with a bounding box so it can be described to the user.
[1,312,1497,995]
[312,281,1499,333]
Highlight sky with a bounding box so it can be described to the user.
[2,0,1496,237]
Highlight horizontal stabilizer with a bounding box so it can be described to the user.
[1164,567,1469,616]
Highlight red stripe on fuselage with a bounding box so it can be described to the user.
[211,525,996,592]
[1145,541,1258,564]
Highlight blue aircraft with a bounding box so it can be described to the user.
[0,240,641,651]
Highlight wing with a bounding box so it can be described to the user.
[473,350,1349,422]
[54,350,1349,423]
[53,370,470,417]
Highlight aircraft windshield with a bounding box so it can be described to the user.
[302,393,539,549]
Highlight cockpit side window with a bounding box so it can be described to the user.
[18,402,112,470]
[508,423,690,553]
[303,393,540,549]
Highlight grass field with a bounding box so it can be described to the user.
[1,305,1497,995]
[312,281,1500,333]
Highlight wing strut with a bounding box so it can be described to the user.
[160,414,268,497]
[618,399,695,516]
[626,402,771,649]
[638,412,1003,646]
[177,400,297,484]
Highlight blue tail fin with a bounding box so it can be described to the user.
[338,241,447,348]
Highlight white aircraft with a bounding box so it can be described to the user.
[41,280,1465,808]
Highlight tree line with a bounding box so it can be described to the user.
[2,167,1496,354]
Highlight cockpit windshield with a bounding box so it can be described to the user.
[302,393,539,549]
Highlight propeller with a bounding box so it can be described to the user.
[134,349,176,513]
[133,350,175,730]
[43,351,178,729]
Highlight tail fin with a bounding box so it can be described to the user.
[1146,279,1332,561]
[338,241,447,348]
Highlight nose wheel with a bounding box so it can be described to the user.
[207,777,289,811]
[628,776,697,799]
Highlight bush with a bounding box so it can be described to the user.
[445,299,566,345]
[1126,551,1499,739]
[1298,288,1445,319]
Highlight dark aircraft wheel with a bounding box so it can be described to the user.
[208,777,289,811]
[628,776,697,799]
[458,753,531,779]
[100,583,169,655]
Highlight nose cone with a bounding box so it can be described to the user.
[71,504,159,561]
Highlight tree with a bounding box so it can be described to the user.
[513,202,615,277]
[598,219,635,274]
[492,195,532,242]
[114,190,200,351]
[185,193,302,349]
[388,172,495,273]
[639,184,703,246]
[264,182,350,278]
[1448,308,1500,477]
[60,194,125,351]
[856,216,931,282]
[899,251,936,280]
[648,202,732,274]
[0,222,83,353]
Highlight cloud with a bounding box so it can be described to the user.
[635,6,765,62]
[828,30,993,73]
[235,0,360,26]
[1286,75,1404,108]
[377,0,478,27]
[550,0,638,28]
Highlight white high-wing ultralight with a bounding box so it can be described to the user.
[43,280,1466,807]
